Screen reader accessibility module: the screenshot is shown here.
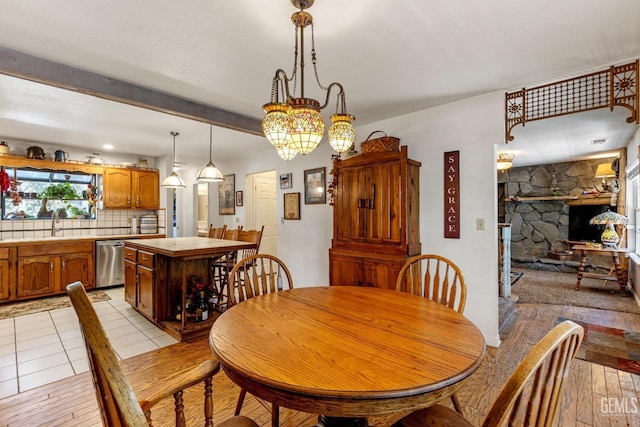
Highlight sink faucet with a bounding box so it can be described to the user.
[51,211,61,236]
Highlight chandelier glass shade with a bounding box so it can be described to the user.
[328,114,356,153]
[277,144,298,161]
[197,125,224,182]
[262,103,291,148]
[161,131,186,189]
[287,101,325,155]
[262,0,355,159]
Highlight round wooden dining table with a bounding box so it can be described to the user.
[209,286,486,427]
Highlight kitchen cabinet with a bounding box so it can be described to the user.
[123,246,155,320]
[329,145,421,288]
[124,237,255,341]
[103,168,159,209]
[16,242,94,299]
[0,248,11,301]
[124,247,137,306]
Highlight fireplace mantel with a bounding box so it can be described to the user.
[505,193,612,206]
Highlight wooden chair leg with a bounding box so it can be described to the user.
[204,376,213,427]
[174,390,186,427]
[272,403,279,427]
[451,393,464,415]
[235,388,247,415]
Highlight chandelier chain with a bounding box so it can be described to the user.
[290,25,299,97]
[310,23,328,91]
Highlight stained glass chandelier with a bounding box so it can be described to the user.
[262,0,356,160]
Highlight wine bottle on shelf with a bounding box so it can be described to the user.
[186,297,197,322]
[200,291,209,321]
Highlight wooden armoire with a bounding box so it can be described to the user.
[329,145,421,289]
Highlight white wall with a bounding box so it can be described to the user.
[169,91,504,346]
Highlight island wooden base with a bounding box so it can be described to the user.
[123,237,256,341]
[161,315,220,342]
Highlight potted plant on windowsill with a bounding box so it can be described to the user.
[38,182,80,218]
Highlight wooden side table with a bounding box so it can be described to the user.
[572,245,629,295]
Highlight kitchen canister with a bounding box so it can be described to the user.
[139,214,158,234]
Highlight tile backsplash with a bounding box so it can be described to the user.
[0,209,166,240]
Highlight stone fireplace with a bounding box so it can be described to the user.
[499,156,618,272]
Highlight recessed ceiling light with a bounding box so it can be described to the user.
[102,144,114,150]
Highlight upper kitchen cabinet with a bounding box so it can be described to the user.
[103,168,159,209]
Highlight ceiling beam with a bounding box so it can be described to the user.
[0,47,264,136]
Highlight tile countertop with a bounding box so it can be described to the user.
[0,233,166,248]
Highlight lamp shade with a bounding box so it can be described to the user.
[589,210,628,225]
[262,103,291,149]
[287,103,324,155]
[497,153,515,170]
[196,162,224,182]
[595,163,616,178]
[161,171,186,188]
[328,114,356,153]
[276,144,297,161]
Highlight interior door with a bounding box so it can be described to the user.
[249,171,277,256]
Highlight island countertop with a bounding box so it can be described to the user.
[124,236,255,258]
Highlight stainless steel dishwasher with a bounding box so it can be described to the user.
[95,240,125,288]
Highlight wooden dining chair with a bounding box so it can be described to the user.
[212,226,264,311]
[208,223,227,238]
[236,225,264,260]
[66,281,259,427]
[393,320,584,427]
[211,226,243,310]
[226,254,293,427]
[395,254,467,414]
[396,254,467,313]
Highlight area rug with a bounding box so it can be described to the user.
[558,318,640,375]
[512,269,640,314]
[0,290,111,320]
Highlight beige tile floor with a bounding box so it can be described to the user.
[0,286,178,399]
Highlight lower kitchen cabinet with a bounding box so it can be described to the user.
[124,246,155,321]
[16,242,94,300]
[0,248,11,301]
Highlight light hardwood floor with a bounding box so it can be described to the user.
[0,302,638,427]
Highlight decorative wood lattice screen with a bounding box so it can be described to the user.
[505,60,638,143]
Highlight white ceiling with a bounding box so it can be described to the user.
[0,0,638,168]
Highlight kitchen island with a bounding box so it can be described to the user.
[124,236,255,341]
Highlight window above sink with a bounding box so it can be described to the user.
[1,167,97,220]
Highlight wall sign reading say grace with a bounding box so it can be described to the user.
[444,151,460,238]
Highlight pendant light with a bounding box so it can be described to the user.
[161,131,186,188]
[197,125,224,182]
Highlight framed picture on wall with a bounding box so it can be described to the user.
[235,190,243,206]
[280,173,292,189]
[219,174,235,215]
[304,167,326,205]
[284,192,300,220]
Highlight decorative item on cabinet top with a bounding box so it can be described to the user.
[360,131,400,153]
